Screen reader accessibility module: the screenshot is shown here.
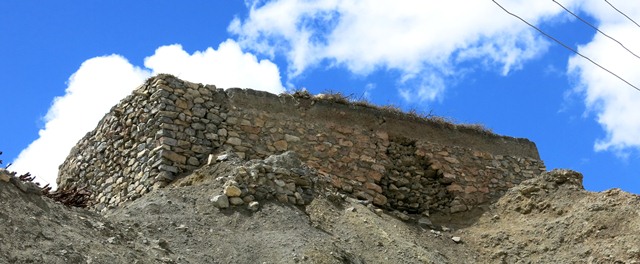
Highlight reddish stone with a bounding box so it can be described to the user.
[373,194,388,206]
[371,164,385,173]
[464,186,478,194]
[241,125,261,134]
[365,182,383,193]
[330,176,343,189]
[447,184,463,192]
[375,131,388,141]
[339,139,353,147]
[273,140,288,151]
[369,171,383,182]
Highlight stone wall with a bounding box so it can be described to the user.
[58,74,545,213]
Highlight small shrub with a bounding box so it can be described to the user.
[458,123,494,134]
[380,104,404,116]
[319,90,350,104]
[0,150,90,207]
[291,88,311,99]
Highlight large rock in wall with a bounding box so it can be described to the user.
[58,74,545,213]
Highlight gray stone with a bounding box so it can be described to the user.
[192,107,206,117]
[418,217,433,228]
[229,197,244,205]
[452,236,462,243]
[191,123,206,130]
[205,133,219,141]
[226,137,242,146]
[274,179,286,187]
[158,171,175,181]
[226,117,238,125]
[450,204,468,213]
[159,165,178,173]
[96,142,107,153]
[207,113,222,122]
[210,194,229,208]
[187,157,200,166]
[191,145,209,154]
[159,137,178,146]
[394,211,410,221]
[284,134,301,142]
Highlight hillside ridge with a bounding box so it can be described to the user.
[2,152,640,263]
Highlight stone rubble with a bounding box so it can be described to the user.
[206,151,327,209]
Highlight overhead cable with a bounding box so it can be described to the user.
[604,0,640,29]
[491,0,640,92]
[553,0,640,61]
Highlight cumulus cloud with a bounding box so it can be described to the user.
[230,0,640,154]
[229,0,578,102]
[12,40,285,188]
[568,1,640,154]
[10,56,151,187]
[145,39,285,94]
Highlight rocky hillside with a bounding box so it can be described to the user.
[1,152,638,263]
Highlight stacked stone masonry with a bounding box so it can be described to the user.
[58,74,546,213]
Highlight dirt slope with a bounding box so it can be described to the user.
[464,170,640,263]
[1,154,639,264]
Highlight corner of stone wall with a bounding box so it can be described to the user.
[58,74,548,214]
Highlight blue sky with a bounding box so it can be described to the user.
[2,1,640,193]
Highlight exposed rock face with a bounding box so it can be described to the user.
[57,74,545,214]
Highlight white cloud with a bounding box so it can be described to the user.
[231,0,640,154]
[568,1,640,154]
[145,39,285,94]
[230,0,579,102]
[12,40,285,188]
[10,56,151,188]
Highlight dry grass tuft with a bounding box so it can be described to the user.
[284,88,497,136]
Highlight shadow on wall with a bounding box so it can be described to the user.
[381,137,454,214]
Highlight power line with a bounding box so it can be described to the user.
[553,0,640,61]
[604,0,640,29]
[491,0,640,93]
